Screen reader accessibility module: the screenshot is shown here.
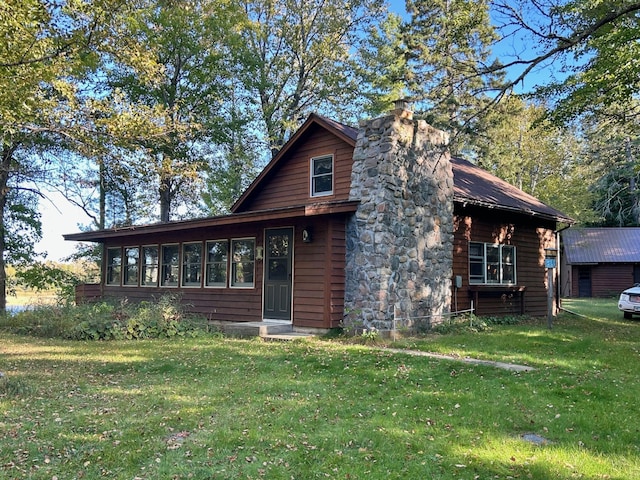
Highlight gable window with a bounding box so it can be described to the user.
[310,155,333,197]
[106,247,122,286]
[161,244,180,287]
[231,238,255,287]
[469,242,516,285]
[123,247,140,286]
[182,242,203,287]
[142,245,159,286]
[206,240,228,287]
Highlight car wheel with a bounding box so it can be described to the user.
[624,312,633,320]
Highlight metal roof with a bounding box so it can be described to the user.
[562,227,640,264]
[451,157,573,223]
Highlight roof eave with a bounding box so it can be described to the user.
[64,200,360,243]
[454,196,574,225]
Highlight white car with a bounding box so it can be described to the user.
[618,284,640,319]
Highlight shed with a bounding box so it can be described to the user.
[561,227,640,297]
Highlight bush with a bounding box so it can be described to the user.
[1,294,210,340]
[431,313,529,334]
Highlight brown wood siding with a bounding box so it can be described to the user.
[292,216,347,329]
[100,223,266,322]
[570,264,637,298]
[452,205,557,317]
[81,213,350,329]
[240,126,355,212]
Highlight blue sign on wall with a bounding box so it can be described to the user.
[545,258,557,269]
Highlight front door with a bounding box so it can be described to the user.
[263,228,293,321]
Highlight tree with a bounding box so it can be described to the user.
[476,95,596,223]
[238,0,385,156]
[0,0,159,310]
[581,108,640,226]
[356,13,410,118]
[400,0,502,156]
[486,1,640,122]
[98,0,248,222]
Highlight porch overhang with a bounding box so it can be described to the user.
[63,200,360,243]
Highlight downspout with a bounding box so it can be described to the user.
[556,224,572,309]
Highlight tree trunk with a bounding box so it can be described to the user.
[0,144,16,313]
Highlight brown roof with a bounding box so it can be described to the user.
[562,227,640,264]
[65,114,572,242]
[451,157,573,223]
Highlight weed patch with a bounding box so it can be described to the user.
[0,294,210,340]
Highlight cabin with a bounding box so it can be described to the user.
[561,227,640,298]
[65,106,572,333]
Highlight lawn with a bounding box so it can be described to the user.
[1,298,639,479]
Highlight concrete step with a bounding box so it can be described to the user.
[261,332,315,342]
[221,321,293,338]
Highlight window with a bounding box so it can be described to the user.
[106,247,122,286]
[161,244,180,287]
[142,245,159,286]
[123,247,140,286]
[206,240,228,287]
[310,155,333,197]
[469,242,516,285]
[182,243,202,287]
[231,238,255,287]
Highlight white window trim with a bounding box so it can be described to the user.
[469,242,517,285]
[205,239,228,289]
[230,237,256,288]
[310,154,334,197]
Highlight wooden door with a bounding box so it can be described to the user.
[578,266,592,297]
[263,228,293,321]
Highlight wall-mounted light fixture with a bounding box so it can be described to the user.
[256,246,264,260]
[302,227,313,243]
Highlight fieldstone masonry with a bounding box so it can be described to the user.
[344,108,454,332]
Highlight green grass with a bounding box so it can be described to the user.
[1,298,639,479]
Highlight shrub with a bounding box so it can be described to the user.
[431,314,529,334]
[1,294,209,340]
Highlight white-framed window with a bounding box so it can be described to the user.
[141,245,159,287]
[310,154,333,197]
[106,247,122,286]
[206,240,228,287]
[123,247,140,286]
[469,242,516,285]
[161,244,180,287]
[231,238,255,288]
[182,242,203,287]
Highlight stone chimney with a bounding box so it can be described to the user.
[344,105,454,332]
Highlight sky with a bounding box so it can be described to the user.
[37,192,87,262]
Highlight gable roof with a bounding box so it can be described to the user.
[233,113,572,223]
[562,227,640,264]
[231,113,358,212]
[65,113,572,243]
[451,157,573,224]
